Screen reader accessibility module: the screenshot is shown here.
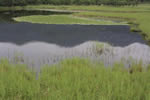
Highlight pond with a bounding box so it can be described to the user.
[0,10,149,71]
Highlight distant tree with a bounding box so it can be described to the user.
[0,0,146,6]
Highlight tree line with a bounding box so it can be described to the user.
[0,0,149,6]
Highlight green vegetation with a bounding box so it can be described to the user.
[0,60,39,100]
[0,58,150,100]
[26,4,150,12]
[14,15,125,25]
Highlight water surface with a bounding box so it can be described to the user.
[0,23,146,46]
[0,10,149,71]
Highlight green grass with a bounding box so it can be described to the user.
[0,58,150,100]
[14,15,124,25]
[26,4,150,12]
[0,59,39,100]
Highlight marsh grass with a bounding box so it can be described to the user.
[26,4,150,12]
[0,58,150,100]
[14,15,122,25]
[0,59,39,100]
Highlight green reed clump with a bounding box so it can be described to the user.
[0,59,40,100]
[0,58,150,100]
[40,58,150,100]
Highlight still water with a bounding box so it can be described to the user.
[0,10,149,71]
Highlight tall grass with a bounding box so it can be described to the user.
[0,59,39,100]
[0,58,150,100]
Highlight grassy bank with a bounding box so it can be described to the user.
[26,4,150,12]
[0,58,150,100]
[14,15,124,25]
[11,4,150,42]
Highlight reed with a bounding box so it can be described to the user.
[0,58,150,100]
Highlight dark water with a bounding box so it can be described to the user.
[0,10,146,47]
[0,23,146,47]
[0,10,149,71]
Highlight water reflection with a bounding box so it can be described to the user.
[0,41,149,72]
